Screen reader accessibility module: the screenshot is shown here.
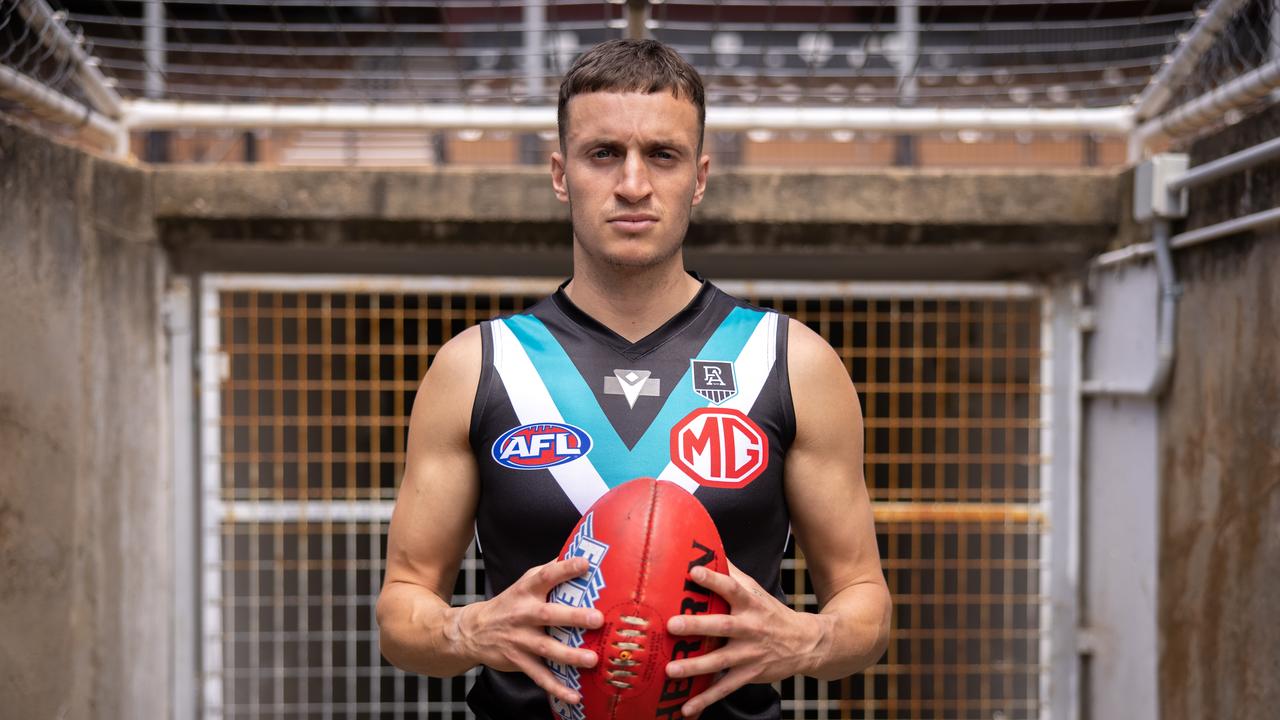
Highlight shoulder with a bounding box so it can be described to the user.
[410,325,484,428]
[423,324,483,386]
[784,318,861,439]
[785,317,846,383]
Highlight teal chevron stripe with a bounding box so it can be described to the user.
[503,314,631,486]
[501,307,765,487]
[626,307,764,466]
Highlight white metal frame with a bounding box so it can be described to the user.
[195,271,1069,719]
[125,98,1134,134]
[166,277,197,720]
[198,279,225,719]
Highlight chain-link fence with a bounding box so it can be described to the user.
[12,0,1277,166]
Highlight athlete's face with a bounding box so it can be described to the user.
[551,91,710,270]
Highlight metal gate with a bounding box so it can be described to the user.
[197,274,1062,719]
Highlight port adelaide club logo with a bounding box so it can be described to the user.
[691,359,737,404]
[492,422,592,470]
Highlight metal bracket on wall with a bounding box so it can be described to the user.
[1076,627,1102,656]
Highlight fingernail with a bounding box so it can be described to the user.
[589,610,603,625]
[569,694,581,704]
[666,663,680,677]
[690,566,706,579]
[584,651,598,667]
[682,704,697,717]
[669,617,684,633]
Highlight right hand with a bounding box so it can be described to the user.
[449,557,604,705]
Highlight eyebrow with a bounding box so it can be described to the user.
[580,137,691,154]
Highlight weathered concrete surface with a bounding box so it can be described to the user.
[0,116,170,720]
[154,165,1121,280]
[1158,105,1280,720]
[153,165,1120,225]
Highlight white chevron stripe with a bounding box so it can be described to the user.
[490,320,609,514]
[657,311,780,493]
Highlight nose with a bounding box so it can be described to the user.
[615,152,653,204]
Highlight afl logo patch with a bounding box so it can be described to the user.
[493,422,592,470]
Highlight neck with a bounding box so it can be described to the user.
[564,253,702,343]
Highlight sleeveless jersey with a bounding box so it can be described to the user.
[466,278,796,720]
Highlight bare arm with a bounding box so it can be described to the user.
[783,317,892,679]
[376,326,603,704]
[665,318,892,716]
[377,325,485,676]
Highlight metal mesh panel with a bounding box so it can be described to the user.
[44,0,1201,108]
[202,276,1048,720]
[739,292,1046,720]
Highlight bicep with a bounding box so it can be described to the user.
[783,320,886,607]
[383,327,483,602]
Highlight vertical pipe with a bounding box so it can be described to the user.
[144,0,165,99]
[523,0,546,101]
[894,0,919,166]
[626,0,649,40]
[896,0,919,105]
[144,0,168,161]
[1148,219,1180,396]
[520,0,547,164]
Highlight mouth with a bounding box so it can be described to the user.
[608,215,659,233]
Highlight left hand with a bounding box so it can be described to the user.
[665,560,831,718]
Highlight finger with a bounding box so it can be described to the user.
[665,645,743,679]
[724,559,754,587]
[666,612,746,638]
[527,557,592,593]
[513,651,583,706]
[688,565,754,607]
[529,633,599,669]
[533,601,604,630]
[682,665,756,718]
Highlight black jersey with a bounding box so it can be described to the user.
[466,278,796,720]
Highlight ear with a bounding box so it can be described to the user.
[690,152,711,206]
[551,150,570,203]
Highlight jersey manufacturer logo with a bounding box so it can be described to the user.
[670,408,768,487]
[492,422,592,470]
[547,512,609,720]
[691,360,737,404]
[603,368,661,409]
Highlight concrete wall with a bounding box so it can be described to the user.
[152,164,1120,281]
[0,116,171,719]
[1158,106,1280,720]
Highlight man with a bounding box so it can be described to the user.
[377,39,891,719]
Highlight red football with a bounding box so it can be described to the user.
[545,477,730,720]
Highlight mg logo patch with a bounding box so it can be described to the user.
[691,360,737,404]
[670,407,768,487]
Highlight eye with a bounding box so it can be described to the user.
[592,148,616,159]
[653,150,675,160]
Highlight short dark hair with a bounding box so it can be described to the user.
[557,38,706,153]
